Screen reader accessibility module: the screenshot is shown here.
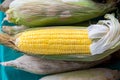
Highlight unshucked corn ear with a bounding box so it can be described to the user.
[40,68,120,80]
[1,55,110,74]
[0,14,120,61]
[5,0,117,27]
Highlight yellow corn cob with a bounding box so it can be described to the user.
[15,28,91,55]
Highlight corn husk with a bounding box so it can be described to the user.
[1,55,110,75]
[5,0,117,27]
[40,68,120,80]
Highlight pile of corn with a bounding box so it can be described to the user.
[0,0,120,80]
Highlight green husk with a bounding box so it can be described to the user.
[6,0,117,27]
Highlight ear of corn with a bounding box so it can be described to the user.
[1,55,108,75]
[14,27,120,61]
[1,24,120,61]
[15,27,91,55]
[5,0,116,27]
[40,68,120,80]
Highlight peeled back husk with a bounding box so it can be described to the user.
[5,0,117,27]
[0,55,110,75]
[40,68,120,80]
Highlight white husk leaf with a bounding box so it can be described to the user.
[88,14,120,55]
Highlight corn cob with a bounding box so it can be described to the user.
[15,28,91,55]
[40,68,120,80]
[5,0,117,27]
